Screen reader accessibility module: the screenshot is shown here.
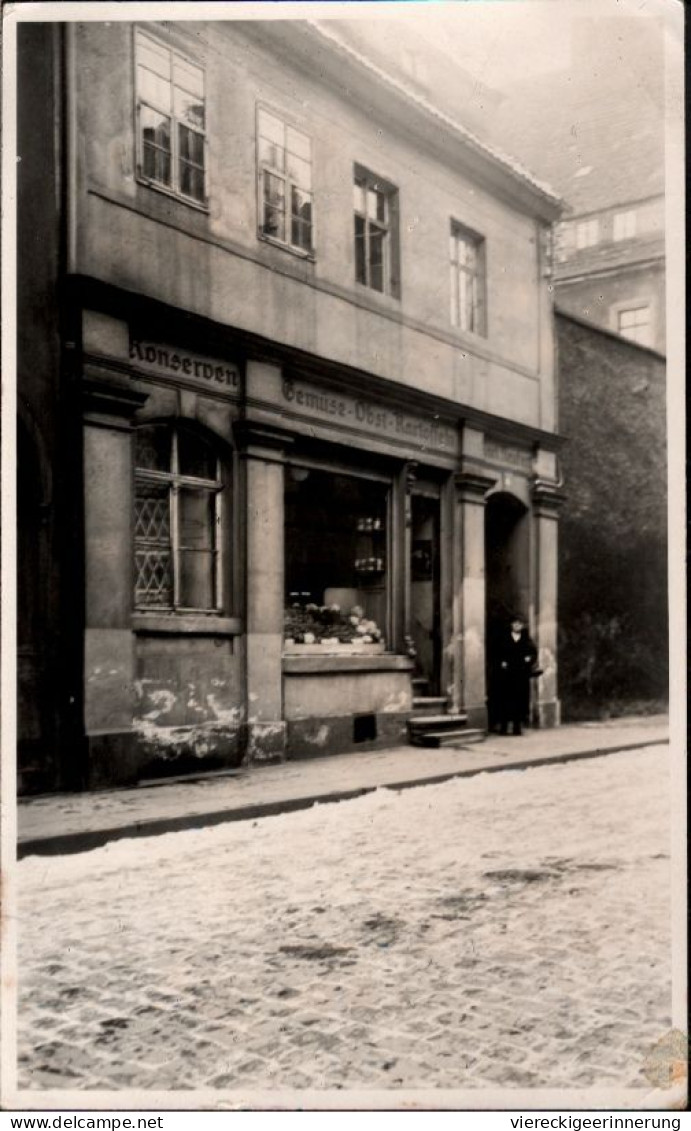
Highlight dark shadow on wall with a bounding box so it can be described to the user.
[556,310,668,721]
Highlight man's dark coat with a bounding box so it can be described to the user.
[496,627,538,725]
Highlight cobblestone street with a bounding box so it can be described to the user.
[18,747,672,1096]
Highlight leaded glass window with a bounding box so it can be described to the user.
[134,423,224,611]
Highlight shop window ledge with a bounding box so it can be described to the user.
[132,613,242,636]
[283,652,414,675]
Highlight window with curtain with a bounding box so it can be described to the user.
[135,29,206,204]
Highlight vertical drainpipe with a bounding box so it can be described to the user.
[57,22,88,788]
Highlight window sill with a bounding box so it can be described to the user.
[258,231,315,262]
[283,652,414,675]
[132,613,242,636]
[136,175,210,214]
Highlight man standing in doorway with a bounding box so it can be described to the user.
[497,614,538,736]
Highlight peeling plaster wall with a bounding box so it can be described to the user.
[284,670,412,758]
[284,670,412,720]
[133,636,245,775]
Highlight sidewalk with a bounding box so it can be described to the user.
[17,714,669,858]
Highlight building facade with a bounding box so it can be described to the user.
[17,20,563,792]
[555,310,668,720]
[483,16,666,355]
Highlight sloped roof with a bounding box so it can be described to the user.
[485,19,665,215]
[556,231,665,280]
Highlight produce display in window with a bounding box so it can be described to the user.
[284,603,384,647]
[284,467,389,650]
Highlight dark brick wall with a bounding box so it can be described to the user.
[556,310,668,719]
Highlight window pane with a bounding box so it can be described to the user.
[136,34,171,80]
[291,186,312,222]
[353,180,366,213]
[179,488,214,549]
[174,87,205,130]
[284,469,389,648]
[450,262,458,325]
[179,551,215,608]
[173,54,204,97]
[368,223,386,292]
[141,106,171,184]
[458,268,469,330]
[354,214,367,284]
[263,172,285,239]
[179,125,204,165]
[286,126,311,162]
[258,109,285,147]
[286,152,312,190]
[179,489,215,608]
[291,217,312,251]
[136,425,171,472]
[264,171,285,207]
[134,480,172,608]
[258,136,284,172]
[177,429,217,480]
[179,163,204,202]
[138,65,172,113]
[367,186,386,223]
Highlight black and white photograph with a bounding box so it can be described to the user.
[1,0,685,1115]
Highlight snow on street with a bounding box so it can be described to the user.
[18,747,672,1094]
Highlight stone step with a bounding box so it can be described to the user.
[411,677,429,693]
[408,713,468,731]
[411,727,486,748]
[412,696,448,714]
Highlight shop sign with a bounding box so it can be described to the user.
[484,436,533,472]
[281,378,458,455]
[129,339,241,395]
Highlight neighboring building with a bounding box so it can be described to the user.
[484,17,666,355]
[17,19,563,793]
[556,309,668,719]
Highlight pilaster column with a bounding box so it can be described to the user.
[402,461,418,647]
[531,476,566,727]
[451,467,497,726]
[235,415,293,764]
[82,373,148,786]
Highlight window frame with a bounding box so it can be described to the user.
[616,304,652,347]
[134,27,208,210]
[255,102,315,259]
[353,165,400,299]
[449,219,487,337]
[133,422,227,615]
[575,217,599,250]
[613,209,637,242]
[283,461,394,652]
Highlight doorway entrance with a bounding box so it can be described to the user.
[485,491,530,729]
[410,492,441,695]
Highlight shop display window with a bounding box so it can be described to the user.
[284,467,390,651]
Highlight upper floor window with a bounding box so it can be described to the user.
[135,30,206,205]
[617,305,652,347]
[555,221,575,262]
[353,167,400,297]
[449,222,486,336]
[134,423,226,612]
[257,107,313,254]
[575,218,599,249]
[613,209,637,241]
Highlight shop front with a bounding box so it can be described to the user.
[77,301,561,786]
